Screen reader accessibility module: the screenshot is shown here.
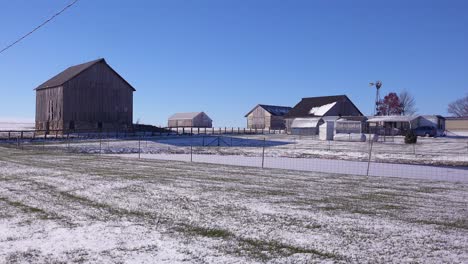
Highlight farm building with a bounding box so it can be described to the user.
[445,117,468,131]
[245,104,292,130]
[35,58,135,131]
[168,112,212,128]
[366,115,445,135]
[284,95,363,135]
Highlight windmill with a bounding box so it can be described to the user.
[369,80,382,115]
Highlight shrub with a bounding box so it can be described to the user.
[405,130,417,144]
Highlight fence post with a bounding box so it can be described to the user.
[190,143,193,162]
[138,136,141,159]
[99,132,102,155]
[261,137,266,168]
[366,139,374,176]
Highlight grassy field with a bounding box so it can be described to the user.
[0,146,467,263]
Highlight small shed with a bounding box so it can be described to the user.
[168,112,212,128]
[290,117,323,135]
[245,104,291,130]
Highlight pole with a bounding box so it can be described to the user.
[99,132,102,155]
[366,139,374,176]
[190,143,193,162]
[138,136,141,159]
[261,137,266,168]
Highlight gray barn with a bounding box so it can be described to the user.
[245,104,292,130]
[168,112,213,128]
[35,58,135,131]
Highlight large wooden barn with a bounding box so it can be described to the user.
[284,95,363,135]
[168,112,213,128]
[35,58,135,131]
[245,104,292,130]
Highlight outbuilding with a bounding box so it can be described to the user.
[35,58,135,131]
[245,104,291,130]
[284,95,363,135]
[168,112,213,128]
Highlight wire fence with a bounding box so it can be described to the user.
[2,133,467,182]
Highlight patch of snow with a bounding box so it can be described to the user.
[309,102,336,116]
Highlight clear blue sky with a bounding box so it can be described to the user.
[1,0,467,127]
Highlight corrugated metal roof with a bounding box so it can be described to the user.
[35,58,136,91]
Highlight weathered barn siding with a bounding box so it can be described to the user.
[245,105,290,129]
[247,107,271,129]
[62,62,133,130]
[35,59,134,131]
[35,86,64,130]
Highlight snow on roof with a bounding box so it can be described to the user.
[367,116,419,123]
[291,117,322,128]
[308,102,336,116]
[168,112,203,120]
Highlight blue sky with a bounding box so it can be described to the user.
[1,0,467,127]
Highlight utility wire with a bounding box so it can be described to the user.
[0,0,80,55]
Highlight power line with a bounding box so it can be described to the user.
[0,0,80,55]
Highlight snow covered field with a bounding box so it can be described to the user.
[0,119,34,131]
[0,146,467,263]
[39,134,468,167]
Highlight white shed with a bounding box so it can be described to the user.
[168,112,213,128]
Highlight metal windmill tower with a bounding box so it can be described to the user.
[369,80,382,115]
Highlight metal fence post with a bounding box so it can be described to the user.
[190,143,193,162]
[261,137,266,168]
[366,139,374,176]
[138,136,141,159]
[99,133,102,155]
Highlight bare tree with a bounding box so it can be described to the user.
[448,95,468,117]
[399,90,417,115]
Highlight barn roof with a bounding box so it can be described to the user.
[168,112,211,121]
[244,104,292,117]
[35,58,136,91]
[284,95,363,118]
